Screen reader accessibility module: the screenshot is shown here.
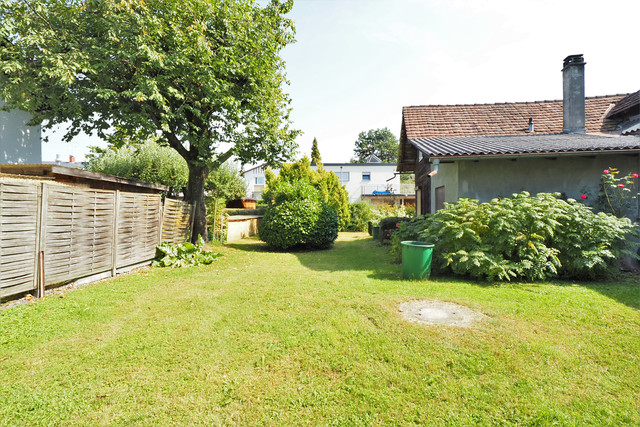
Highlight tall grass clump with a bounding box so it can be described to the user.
[390,192,637,281]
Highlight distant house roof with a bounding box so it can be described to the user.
[398,92,639,171]
[411,134,640,159]
[241,163,268,175]
[364,153,382,163]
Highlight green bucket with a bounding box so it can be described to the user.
[401,241,434,280]
[372,226,380,240]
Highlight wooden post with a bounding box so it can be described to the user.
[32,183,43,296]
[37,183,49,297]
[188,201,197,242]
[212,200,218,241]
[111,190,120,276]
[38,251,45,298]
[158,197,165,245]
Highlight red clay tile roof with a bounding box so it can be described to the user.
[607,90,640,118]
[402,94,629,139]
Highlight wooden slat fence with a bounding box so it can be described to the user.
[0,178,193,300]
[161,198,194,244]
[0,181,40,297]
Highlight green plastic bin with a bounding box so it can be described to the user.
[372,226,380,240]
[401,241,434,280]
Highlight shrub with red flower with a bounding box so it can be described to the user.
[600,167,640,217]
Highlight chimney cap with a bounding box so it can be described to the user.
[563,54,585,68]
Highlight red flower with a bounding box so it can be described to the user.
[580,194,587,199]
[633,173,639,178]
[619,183,624,187]
[603,169,610,174]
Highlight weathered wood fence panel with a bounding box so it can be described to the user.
[43,186,115,286]
[116,192,162,268]
[0,177,193,300]
[0,181,39,297]
[161,198,193,244]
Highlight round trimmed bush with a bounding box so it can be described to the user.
[307,202,339,248]
[259,180,339,250]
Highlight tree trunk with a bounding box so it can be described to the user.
[185,162,208,243]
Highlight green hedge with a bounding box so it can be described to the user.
[259,181,338,250]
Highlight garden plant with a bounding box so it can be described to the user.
[391,191,637,281]
[259,180,338,250]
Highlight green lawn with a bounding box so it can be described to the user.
[1,233,639,425]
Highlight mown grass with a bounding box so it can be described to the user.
[1,232,639,425]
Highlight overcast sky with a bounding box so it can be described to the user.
[43,0,640,163]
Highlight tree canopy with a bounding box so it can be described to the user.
[0,0,299,241]
[352,128,399,163]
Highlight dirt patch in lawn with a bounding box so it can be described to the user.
[399,300,487,328]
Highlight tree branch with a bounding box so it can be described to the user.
[21,0,55,32]
[210,148,234,170]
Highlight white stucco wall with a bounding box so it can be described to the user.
[430,153,640,216]
[0,104,41,164]
[313,163,400,203]
[242,164,268,199]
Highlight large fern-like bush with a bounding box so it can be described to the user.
[390,192,637,281]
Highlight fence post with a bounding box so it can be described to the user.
[188,201,197,242]
[34,182,46,297]
[158,197,165,245]
[111,190,120,276]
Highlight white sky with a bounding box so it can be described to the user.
[42,0,640,163]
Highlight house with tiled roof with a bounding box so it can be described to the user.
[397,55,640,215]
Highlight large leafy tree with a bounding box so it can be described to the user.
[0,0,299,242]
[352,127,398,163]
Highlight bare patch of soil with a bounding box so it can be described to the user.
[398,299,487,327]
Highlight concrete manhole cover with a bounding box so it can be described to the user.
[399,300,487,327]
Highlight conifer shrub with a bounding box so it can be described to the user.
[390,192,637,281]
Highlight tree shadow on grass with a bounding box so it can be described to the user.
[224,233,403,281]
[225,234,640,310]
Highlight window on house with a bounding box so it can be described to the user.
[336,171,350,182]
[255,177,265,185]
[362,172,371,181]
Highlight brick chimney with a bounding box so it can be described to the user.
[562,54,586,134]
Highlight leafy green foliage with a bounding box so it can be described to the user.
[152,236,221,268]
[85,140,188,196]
[352,128,399,163]
[259,180,338,250]
[347,202,374,232]
[597,167,640,217]
[370,204,414,226]
[264,157,350,230]
[390,192,637,281]
[378,216,412,244]
[205,162,247,203]
[0,0,299,242]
